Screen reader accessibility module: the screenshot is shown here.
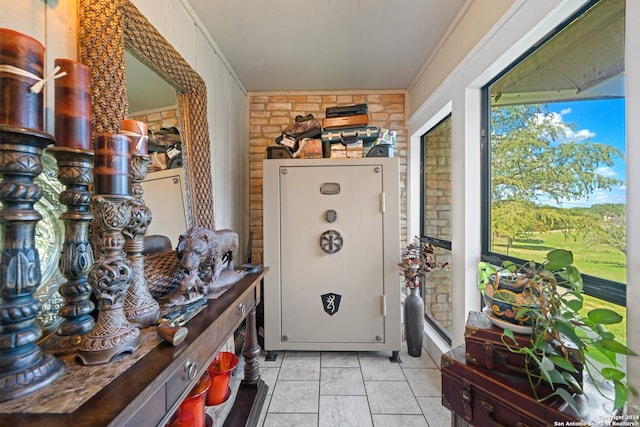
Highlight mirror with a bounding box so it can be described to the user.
[78,0,215,230]
[124,49,177,113]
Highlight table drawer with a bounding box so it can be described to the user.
[166,290,256,410]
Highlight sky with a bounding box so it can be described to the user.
[545,98,626,208]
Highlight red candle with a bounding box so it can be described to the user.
[0,28,45,131]
[93,133,131,195]
[119,119,148,155]
[54,58,92,150]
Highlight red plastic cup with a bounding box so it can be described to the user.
[206,352,238,405]
[179,371,211,427]
[168,407,195,427]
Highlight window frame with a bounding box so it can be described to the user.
[480,0,626,307]
[420,113,453,344]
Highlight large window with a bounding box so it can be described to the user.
[482,0,626,336]
[421,115,452,343]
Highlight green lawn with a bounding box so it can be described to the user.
[492,232,627,344]
[492,231,626,283]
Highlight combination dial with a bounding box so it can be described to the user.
[319,230,343,254]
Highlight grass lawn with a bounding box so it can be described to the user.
[492,232,628,344]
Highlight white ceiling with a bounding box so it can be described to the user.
[186,0,467,92]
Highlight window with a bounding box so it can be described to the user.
[421,115,452,343]
[481,0,626,338]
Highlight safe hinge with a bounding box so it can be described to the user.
[379,192,386,213]
[381,295,387,316]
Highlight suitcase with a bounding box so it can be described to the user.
[366,144,394,158]
[267,146,293,159]
[441,345,613,427]
[321,114,369,130]
[325,103,368,118]
[465,310,583,389]
[321,126,379,146]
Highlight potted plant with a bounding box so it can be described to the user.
[477,249,637,412]
[399,236,447,356]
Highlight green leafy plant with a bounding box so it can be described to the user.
[478,249,637,412]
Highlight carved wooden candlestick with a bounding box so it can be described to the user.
[42,147,95,355]
[77,134,140,365]
[76,194,140,365]
[0,126,66,402]
[123,153,159,327]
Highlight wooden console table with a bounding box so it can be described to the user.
[0,268,268,426]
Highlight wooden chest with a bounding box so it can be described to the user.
[441,345,615,427]
[464,311,583,389]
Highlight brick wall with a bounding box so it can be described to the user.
[128,106,180,133]
[248,91,408,264]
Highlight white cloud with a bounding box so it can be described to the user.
[542,110,596,141]
[596,166,617,177]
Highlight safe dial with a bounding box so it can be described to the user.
[320,230,343,254]
[325,209,337,223]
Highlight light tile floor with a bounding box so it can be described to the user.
[253,343,450,427]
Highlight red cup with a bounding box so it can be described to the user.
[179,371,211,427]
[206,352,238,406]
[168,407,195,427]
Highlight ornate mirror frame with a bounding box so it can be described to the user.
[78,0,214,230]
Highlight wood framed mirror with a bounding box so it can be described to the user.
[78,0,214,230]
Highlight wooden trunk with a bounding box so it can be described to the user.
[464,310,583,390]
[441,345,615,427]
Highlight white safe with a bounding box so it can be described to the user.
[263,158,401,353]
[141,168,188,247]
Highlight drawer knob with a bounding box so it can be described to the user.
[184,360,197,380]
[238,303,246,316]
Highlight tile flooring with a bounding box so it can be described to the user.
[253,344,450,427]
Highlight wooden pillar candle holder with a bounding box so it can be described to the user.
[120,119,158,326]
[0,126,66,402]
[122,141,159,327]
[77,133,140,365]
[40,57,96,355]
[42,147,95,355]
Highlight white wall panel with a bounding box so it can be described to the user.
[132,0,169,38]
[227,73,246,262]
[213,54,231,231]
[0,0,43,39]
[167,0,197,69]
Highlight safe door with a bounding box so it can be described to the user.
[278,164,386,344]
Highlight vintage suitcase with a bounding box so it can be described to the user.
[325,103,368,118]
[321,126,379,146]
[366,144,394,158]
[465,310,583,388]
[441,345,615,427]
[267,146,293,159]
[321,114,369,130]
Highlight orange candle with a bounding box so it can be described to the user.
[54,58,92,150]
[0,28,45,131]
[119,119,148,155]
[93,133,131,195]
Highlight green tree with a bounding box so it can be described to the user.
[490,105,623,251]
[491,105,622,203]
[583,204,627,255]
